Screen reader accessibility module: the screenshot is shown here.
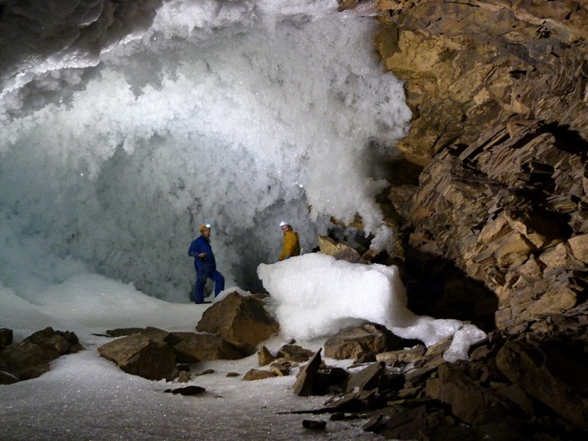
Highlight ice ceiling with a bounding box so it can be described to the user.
[0,0,411,301]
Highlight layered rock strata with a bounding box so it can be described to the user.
[369,0,588,338]
[375,0,588,165]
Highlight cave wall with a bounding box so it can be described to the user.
[372,0,588,335]
[375,0,588,165]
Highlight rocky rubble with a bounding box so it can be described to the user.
[281,329,588,439]
[0,327,83,384]
[3,288,588,438]
[97,291,279,381]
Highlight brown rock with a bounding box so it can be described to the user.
[165,331,245,363]
[97,333,177,381]
[376,344,426,366]
[104,327,170,342]
[177,370,191,383]
[269,360,291,376]
[539,242,572,270]
[292,349,322,397]
[568,234,588,262]
[495,384,534,416]
[327,388,380,412]
[196,292,279,355]
[0,327,83,383]
[257,345,275,366]
[345,362,385,393]
[496,340,588,431]
[277,344,314,363]
[317,236,365,263]
[242,369,277,381]
[425,363,512,426]
[324,323,404,361]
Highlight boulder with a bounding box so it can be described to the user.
[317,236,365,263]
[324,323,404,360]
[165,331,245,363]
[345,362,386,393]
[105,326,169,342]
[98,333,177,381]
[277,344,314,363]
[257,345,275,366]
[196,292,279,355]
[242,369,277,381]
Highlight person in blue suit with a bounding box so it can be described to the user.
[188,224,225,304]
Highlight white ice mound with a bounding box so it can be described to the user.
[257,253,486,361]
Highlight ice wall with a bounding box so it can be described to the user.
[0,0,411,301]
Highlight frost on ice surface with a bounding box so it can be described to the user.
[0,0,411,302]
[258,253,486,353]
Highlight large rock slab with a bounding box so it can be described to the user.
[105,326,170,342]
[196,292,279,355]
[165,331,245,363]
[345,361,386,393]
[292,349,322,397]
[98,333,177,381]
[324,323,404,360]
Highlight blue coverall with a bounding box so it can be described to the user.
[188,236,225,304]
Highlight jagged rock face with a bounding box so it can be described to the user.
[375,0,588,165]
[369,1,588,336]
[406,120,588,333]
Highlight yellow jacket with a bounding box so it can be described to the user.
[279,230,300,261]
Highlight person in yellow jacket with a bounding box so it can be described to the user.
[279,221,301,261]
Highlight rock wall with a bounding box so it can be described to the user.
[375,0,588,165]
[370,0,588,335]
